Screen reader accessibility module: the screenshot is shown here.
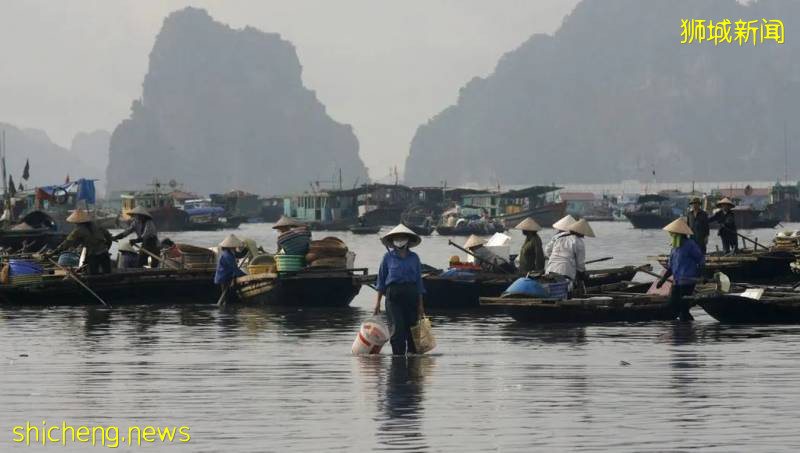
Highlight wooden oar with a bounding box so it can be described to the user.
[585,256,613,265]
[216,285,230,306]
[447,240,511,274]
[736,231,769,251]
[47,258,109,307]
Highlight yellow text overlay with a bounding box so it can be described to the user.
[11,421,190,448]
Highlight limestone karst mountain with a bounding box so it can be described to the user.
[405,0,800,186]
[107,7,367,195]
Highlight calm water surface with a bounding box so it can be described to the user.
[2,222,800,452]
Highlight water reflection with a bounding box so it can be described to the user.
[376,355,435,451]
[501,323,588,346]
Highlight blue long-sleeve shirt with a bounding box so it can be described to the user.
[666,238,705,286]
[214,249,246,285]
[376,250,425,294]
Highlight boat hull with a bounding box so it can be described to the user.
[497,202,567,228]
[696,293,800,324]
[657,251,795,283]
[423,266,641,309]
[0,269,217,306]
[625,211,672,229]
[0,230,66,253]
[235,270,362,307]
[482,294,673,323]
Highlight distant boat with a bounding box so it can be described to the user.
[349,225,381,235]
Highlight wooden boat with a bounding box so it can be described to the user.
[349,225,381,235]
[481,291,673,323]
[403,222,434,236]
[234,268,366,307]
[0,268,217,305]
[656,250,796,283]
[495,201,567,229]
[436,221,506,236]
[694,288,800,324]
[422,265,647,309]
[625,210,672,229]
[0,211,66,253]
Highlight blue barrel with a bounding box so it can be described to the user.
[57,252,80,267]
[9,259,44,276]
[503,277,549,298]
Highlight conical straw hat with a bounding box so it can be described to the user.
[219,234,244,248]
[381,223,421,248]
[552,214,577,231]
[663,217,694,236]
[272,215,304,229]
[716,197,735,207]
[128,206,152,218]
[462,234,485,249]
[566,219,596,238]
[66,209,93,224]
[514,217,542,232]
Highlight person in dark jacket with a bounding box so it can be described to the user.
[51,209,113,275]
[113,206,159,267]
[657,217,704,322]
[374,224,426,355]
[709,197,738,254]
[214,234,247,304]
[514,217,545,275]
[686,197,710,254]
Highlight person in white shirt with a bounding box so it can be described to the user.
[545,218,595,289]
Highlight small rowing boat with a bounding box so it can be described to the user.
[422,265,648,309]
[234,268,367,307]
[694,287,800,324]
[656,250,796,284]
[0,268,217,306]
[481,290,673,323]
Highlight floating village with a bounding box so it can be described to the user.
[1,165,800,331]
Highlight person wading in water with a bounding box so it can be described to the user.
[215,234,247,304]
[658,217,704,322]
[373,224,426,355]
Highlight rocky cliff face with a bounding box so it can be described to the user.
[405,0,800,186]
[107,7,367,195]
[0,123,103,190]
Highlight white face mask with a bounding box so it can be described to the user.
[392,238,409,249]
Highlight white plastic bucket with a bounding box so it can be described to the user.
[351,317,390,355]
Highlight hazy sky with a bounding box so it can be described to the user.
[0,0,578,179]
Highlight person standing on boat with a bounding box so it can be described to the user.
[687,197,710,254]
[658,217,704,322]
[709,198,738,254]
[50,209,113,275]
[113,206,159,267]
[544,214,576,257]
[215,234,247,304]
[463,235,512,273]
[545,219,595,291]
[373,224,425,355]
[515,217,545,275]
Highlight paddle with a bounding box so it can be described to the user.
[736,231,769,251]
[216,285,230,307]
[447,240,511,274]
[47,257,109,307]
[585,256,613,265]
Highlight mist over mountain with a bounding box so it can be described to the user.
[106,7,367,195]
[0,123,105,191]
[405,0,800,187]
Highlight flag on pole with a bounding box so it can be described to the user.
[22,159,29,181]
[8,176,16,197]
[65,174,70,184]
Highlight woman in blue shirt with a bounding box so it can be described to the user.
[215,234,247,304]
[373,224,426,355]
[657,217,704,322]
